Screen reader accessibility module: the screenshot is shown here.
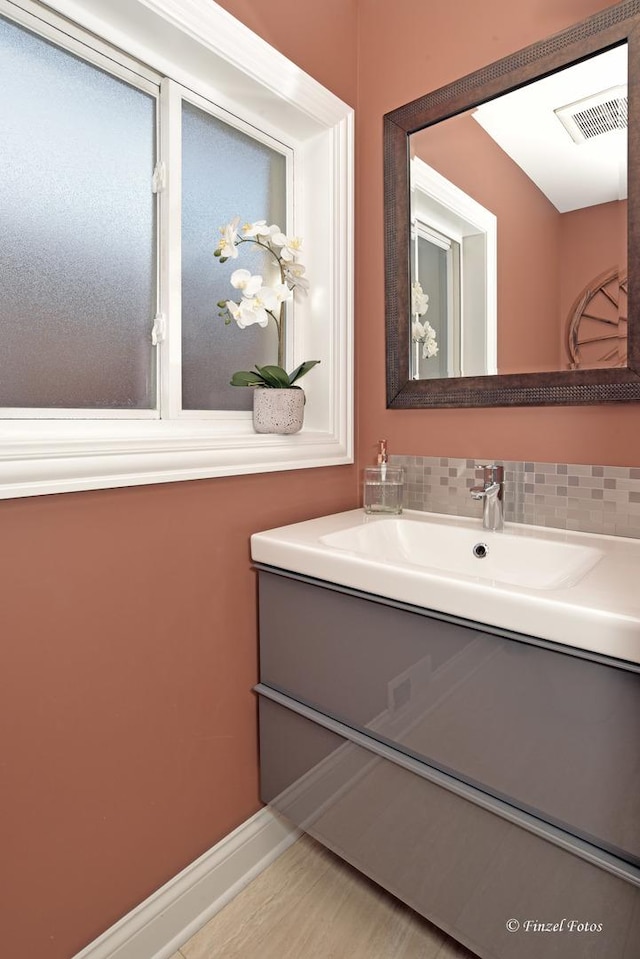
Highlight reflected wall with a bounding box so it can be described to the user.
[410,80,627,375]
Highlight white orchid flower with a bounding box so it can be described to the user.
[230,269,263,297]
[283,262,310,292]
[423,337,439,359]
[226,298,270,329]
[240,220,279,239]
[411,280,429,317]
[422,320,439,358]
[251,286,279,312]
[225,300,243,324]
[217,216,240,258]
[271,232,303,261]
[412,313,438,359]
[240,220,266,237]
[272,283,293,304]
[412,319,426,341]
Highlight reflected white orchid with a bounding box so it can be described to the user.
[412,319,426,340]
[411,280,430,317]
[413,318,439,359]
[411,281,438,361]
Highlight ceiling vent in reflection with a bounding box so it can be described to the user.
[554,85,628,143]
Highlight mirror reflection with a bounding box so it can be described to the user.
[409,44,627,380]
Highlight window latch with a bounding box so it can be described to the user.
[151,313,166,345]
[152,161,166,193]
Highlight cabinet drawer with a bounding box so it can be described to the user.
[258,570,640,865]
[259,692,640,959]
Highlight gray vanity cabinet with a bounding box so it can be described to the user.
[256,567,640,959]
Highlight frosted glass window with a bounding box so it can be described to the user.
[181,102,286,411]
[0,16,157,409]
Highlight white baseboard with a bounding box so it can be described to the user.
[72,808,300,959]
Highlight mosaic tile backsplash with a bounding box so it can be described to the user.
[389,456,640,539]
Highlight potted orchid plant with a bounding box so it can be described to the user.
[214,217,319,433]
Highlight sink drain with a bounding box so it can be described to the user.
[473,542,489,559]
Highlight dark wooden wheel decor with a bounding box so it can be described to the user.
[567,267,628,370]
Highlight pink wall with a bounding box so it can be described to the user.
[0,4,358,958]
[1,474,359,959]
[559,199,627,366]
[358,0,640,467]
[215,0,358,105]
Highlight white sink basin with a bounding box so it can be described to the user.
[251,509,640,663]
[320,517,602,590]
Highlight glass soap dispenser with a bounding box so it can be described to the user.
[363,440,405,514]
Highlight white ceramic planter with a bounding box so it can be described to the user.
[253,388,305,434]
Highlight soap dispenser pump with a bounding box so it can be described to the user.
[377,439,388,481]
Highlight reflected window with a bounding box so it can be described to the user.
[411,224,459,379]
[409,45,627,377]
[410,157,497,380]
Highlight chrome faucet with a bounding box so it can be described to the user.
[470,464,504,531]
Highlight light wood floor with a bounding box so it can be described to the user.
[173,834,478,959]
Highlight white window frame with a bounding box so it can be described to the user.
[0,0,354,498]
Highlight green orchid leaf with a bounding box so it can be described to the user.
[288,359,321,384]
[230,370,266,387]
[255,364,291,388]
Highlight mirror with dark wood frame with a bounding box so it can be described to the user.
[384,0,640,407]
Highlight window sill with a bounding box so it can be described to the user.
[0,418,353,498]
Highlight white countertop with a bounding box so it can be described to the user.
[251,509,640,666]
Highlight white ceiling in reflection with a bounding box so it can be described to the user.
[472,46,627,213]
